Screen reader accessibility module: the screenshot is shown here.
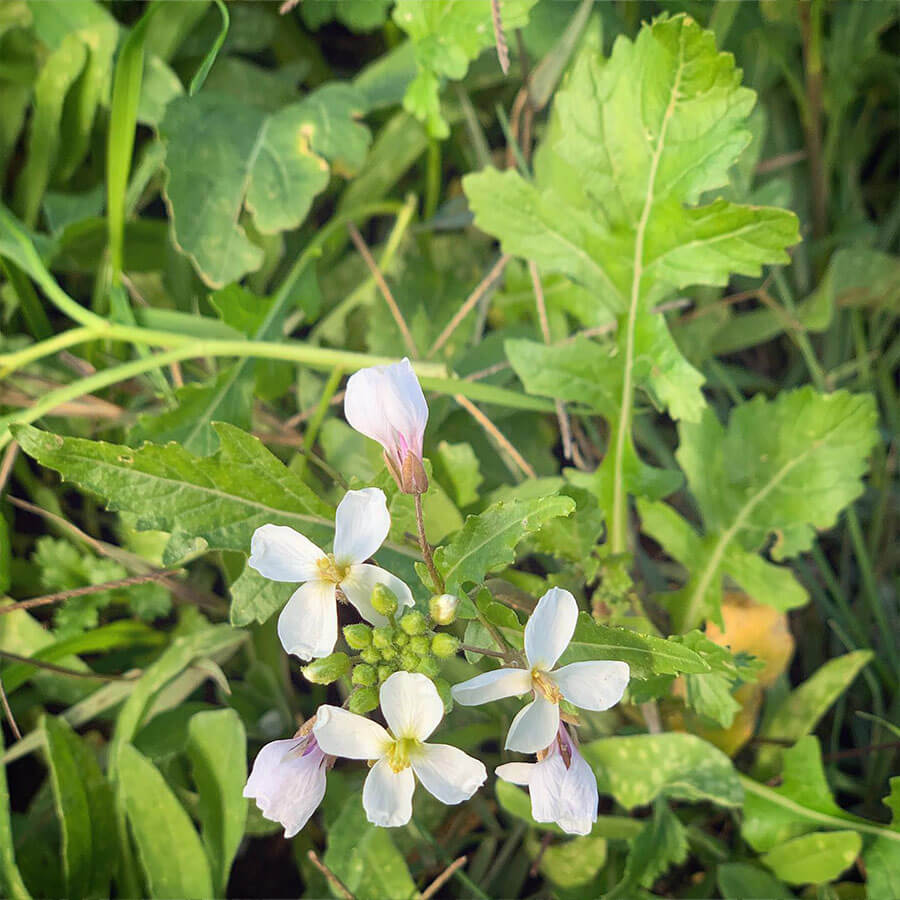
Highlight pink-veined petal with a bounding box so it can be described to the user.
[277,581,337,660]
[248,524,324,582]
[412,743,486,805]
[505,694,560,754]
[450,668,532,707]
[552,661,630,711]
[380,671,444,741]
[524,587,578,670]
[332,488,390,566]
[340,564,414,626]
[313,705,390,760]
[362,758,416,827]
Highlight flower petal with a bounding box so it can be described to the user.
[243,738,326,838]
[505,695,560,754]
[450,668,532,707]
[277,581,338,660]
[525,587,578,670]
[494,762,536,786]
[362,758,416,827]
[340,564,414,626]
[412,743,486,805]
[249,524,323,582]
[527,751,596,835]
[313,705,391,760]
[333,488,390,566]
[345,359,428,461]
[380,671,445,741]
[552,661,630,711]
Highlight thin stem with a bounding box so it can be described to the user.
[0,675,21,741]
[295,365,343,480]
[0,325,98,379]
[459,644,511,661]
[412,817,490,900]
[453,393,536,480]
[307,851,355,900]
[421,856,468,900]
[0,649,137,682]
[414,493,444,594]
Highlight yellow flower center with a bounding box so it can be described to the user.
[531,668,562,703]
[385,737,420,773]
[316,553,350,584]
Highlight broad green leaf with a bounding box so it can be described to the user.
[42,716,116,899]
[301,0,392,32]
[12,423,336,565]
[323,796,416,900]
[761,831,861,886]
[186,709,248,896]
[434,440,483,508]
[117,743,214,900]
[229,565,295,627]
[754,650,873,778]
[582,733,743,809]
[528,833,607,888]
[0,728,30,900]
[641,388,877,630]
[609,802,687,896]
[160,84,370,286]
[865,779,900,900]
[392,0,539,137]
[717,863,795,899]
[432,493,575,594]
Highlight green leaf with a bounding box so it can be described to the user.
[555,612,710,679]
[186,709,248,896]
[609,802,687,896]
[434,440,483,508]
[13,423,336,565]
[0,727,30,900]
[42,716,117,899]
[717,863,795,900]
[323,796,416,900]
[117,743,214,900]
[761,831,861,886]
[432,493,575,594]
[229,565,295,627]
[392,0,539,137]
[865,779,900,900]
[530,833,608,888]
[641,388,878,630]
[160,84,370,286]
[582,733,743,809]
[754,650,873,778]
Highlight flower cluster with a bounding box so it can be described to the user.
[244,360,630,835]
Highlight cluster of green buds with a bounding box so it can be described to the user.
[302,584,461,716]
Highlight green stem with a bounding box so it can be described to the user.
[295,365,343,480]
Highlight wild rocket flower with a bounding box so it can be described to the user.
[344,358,429,494]
[249,488,413,660]
[314,671,487,827]
[243,728,329,838]
[451,587,630,753]
[496,723,598,835]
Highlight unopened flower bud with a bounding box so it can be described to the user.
[360,647,380,665]
[399,610,427,636]
[415,655,441,678]
[395,631,410,648]
[377,664,396,683]
[429,593,459,625]
[352,664,377,687]
[371,583,399,617]
[409,635,431,656]
[431,633,460,658]
[343,624,372,650]
[379,644,397,661]
[400,649,420,671]
[372,626,394,649]
[349,687,379,714]
[302,652,350,685]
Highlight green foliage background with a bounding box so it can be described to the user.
[0,1,897,898]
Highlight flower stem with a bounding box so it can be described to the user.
[459,643,510,661]
[414,492,444,593]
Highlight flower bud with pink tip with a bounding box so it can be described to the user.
[344,358,429,494]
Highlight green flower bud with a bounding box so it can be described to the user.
[349,687,379,714]
[400,649,420,671]
[371,583,399,617]
[360,647,380,665]
[429,593,459,625]
[352,663,377,687]
[395,631,410,648]
[431,633,460,658]
[343,623,372,650]
[434,677,453,712]
[379,644,397,661]
[399,610,427,636]
[409,635,431,656]
[301,652,350,685]
[372,625,394,649]
[377,664,395,683]
[415,655,441,678]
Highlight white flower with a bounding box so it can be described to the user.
[344,358,429,494]
[429,593,459,625]
[451,587,630,753]
[243,732,328,838]
[249,488,414,660]
[496,723,598,836]
[314,671,487,828]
